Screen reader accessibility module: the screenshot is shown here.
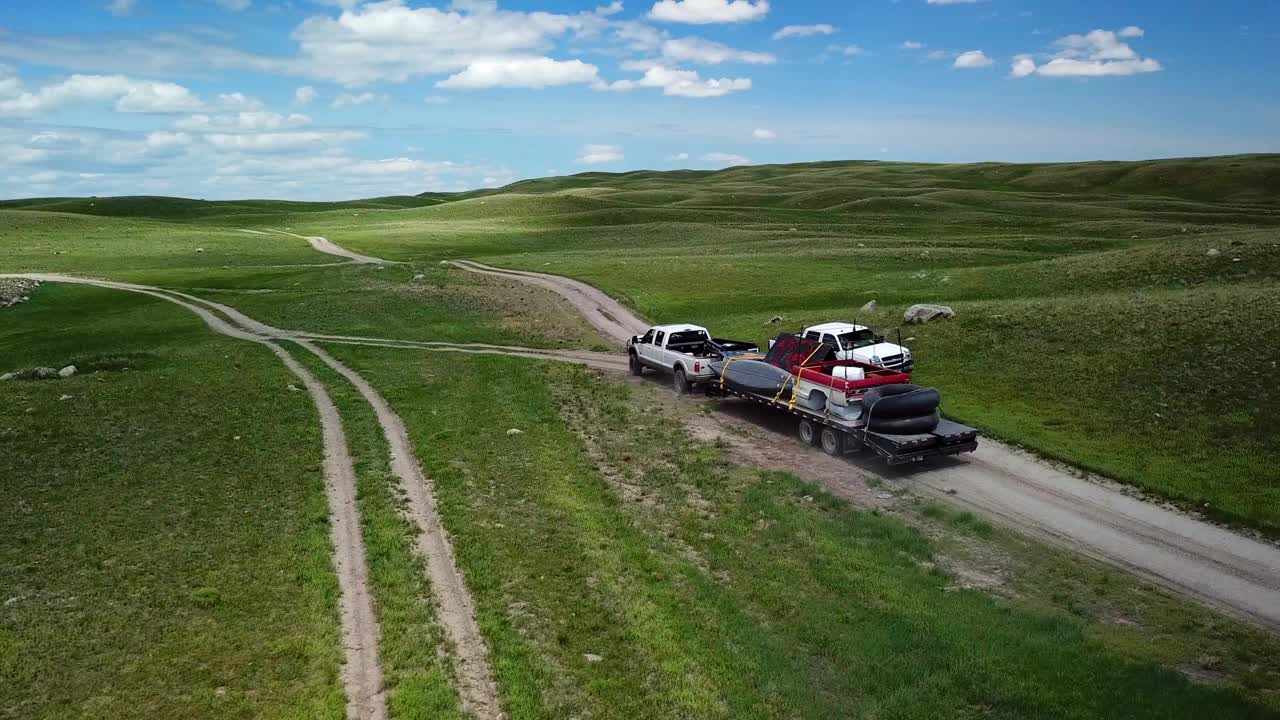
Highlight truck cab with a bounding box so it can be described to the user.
[801,322,913,371]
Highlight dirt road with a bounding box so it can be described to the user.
[265,229,391,265]
[450,260,647,345]
[450,262,1280,632]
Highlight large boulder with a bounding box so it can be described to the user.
[58,365,77,378]
[904,304,955,324]
[860,300,878,314]
[31,367,58,380]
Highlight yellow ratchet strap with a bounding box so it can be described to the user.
[719,356,738,389]
[787,345,825,411]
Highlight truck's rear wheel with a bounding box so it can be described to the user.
[798,419,819,446]
[629,352,644,376]
[673,367,690,395]
[820,427,846,456]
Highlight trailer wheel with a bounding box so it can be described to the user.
[673,367,691,395]
[798,419,819,446]
[629,352,644,376]
[820,428,846,456]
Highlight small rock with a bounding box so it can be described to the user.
[58,365,77,378]
[413,274,426,280]
[788,227,797,232]
[904,304,955,324]
[766,315,783,325]
[877,492,893,500]
[700,532,715,540]
[58,394,73,401]
[584,653,604,663]
[945,488,958,495]
[215,687,227,697]
[287,384,301,392]
[195,248,206,253]
[1206,248,1220,257]
[234,435,242,441]
[1232,257,1241,262]
[0,373,14,382]
[32,367,58,380]
[802,495,814,503]
[506,428,524,436]
[859,300,878,314]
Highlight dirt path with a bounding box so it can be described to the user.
[449,260,647,345]
[5,273,388,719]
[447,262,1280,632]
[263,229,392,265]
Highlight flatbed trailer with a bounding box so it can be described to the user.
[704,382,979,465]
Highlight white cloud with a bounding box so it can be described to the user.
[661,37,775,65]
[839,45,864,56]
[210,0,251,10]
[703,151,748,165]
[437,57,601,89]
[0,73,205,114]
[204,129,366,152]
[1010,55,1036,78]
[176,111,312,132]
[1012,28,1162,78]
[772,24,836,40]
[291,1,619,85]
[926,50,948,60]
[752,127,776,140]
[649,0,769,25]
[424,95,450,104]
[953,50,993,69]
[606,63,751,97]
[900,41,926,49]
[216,92,264,110]
[577,144,624,164]
[294,85,318,105]
[106,0,136,16]
[669,152,690,161]
[332,91,386,107]
[145,131,192,150]
[926,0,979,4]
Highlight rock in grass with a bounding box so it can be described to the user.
[904,304,955,324]
[0,373,14,382]
[506,428,524,436]
[58,365,77,378]
[583,653,604,663]
[860,300,878,314]
[413,274,426,280]
[766,315,783,325]
[32,367,58,380]
[1206,248,1221,257]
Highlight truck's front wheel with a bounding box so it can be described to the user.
[629,352,644,376]
[673,367,691,395]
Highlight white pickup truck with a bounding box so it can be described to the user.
[797,322,913,371]
[628,324,758,393]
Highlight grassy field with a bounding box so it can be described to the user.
[3,154,1279,718]
[0,285,345,719]
[316,347,1280,718]
[271,154,1280,531]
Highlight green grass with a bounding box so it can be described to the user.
[0,285,345,719]
[315,346,1280,718]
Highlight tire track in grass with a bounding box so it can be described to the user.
[2,273,389,720]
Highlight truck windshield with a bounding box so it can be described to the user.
[837,329,877,349]
[668,330,709,346]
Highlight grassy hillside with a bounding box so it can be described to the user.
[297,154,1279,531]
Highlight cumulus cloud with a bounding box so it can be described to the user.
[437,57,601,89]
[953,50,993,69]
[605,62,751,97]
[1012,27,1162,78]
[294,86,318,105]
[649,0,769,25]
[661,37,775,64]
[291,0,619,85]
[577,144,624,164]
[669,152,690,161]
[772,24,836,40]
[0,73,206,114]
[204,129,366,152]
[703,151,749,165]
[106,0,136,16]
[900,41,926,49]
[752,127,776,140]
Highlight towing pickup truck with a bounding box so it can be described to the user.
[629,324,759,393]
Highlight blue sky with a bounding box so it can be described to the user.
[1,0,1277,200]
